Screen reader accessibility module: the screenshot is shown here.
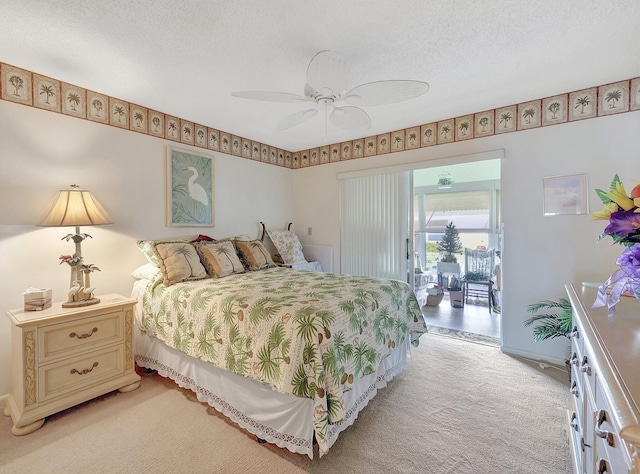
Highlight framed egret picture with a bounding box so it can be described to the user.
[166,146,214,226]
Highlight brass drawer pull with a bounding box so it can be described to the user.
[580,355,591,376]
[570,381,579,397]
[570,412,579,432]
[70,362,99,375]
[595,409,614,447]
[597,458,608,474]
[570,352,578,365]
[69,327,98,339]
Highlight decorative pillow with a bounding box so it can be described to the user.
[191,234,215,243]
[266,230,307,265]
[137,237,195,267]
[131,263,161,281]
[196,241,245,278]
[234,240,277,271]
[216,234,252,243]
[154,242,207,285]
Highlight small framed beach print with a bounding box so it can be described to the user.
[166,146,215,227]
[543,173,588,216]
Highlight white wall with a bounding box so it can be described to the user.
[0,100,294,396]
[3,95,638,395]
[294,112,640,365]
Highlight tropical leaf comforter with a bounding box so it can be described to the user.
[136,267,427,455]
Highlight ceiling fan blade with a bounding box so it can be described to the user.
[303,83,318,99]
[306,50,349,96]
[330,106,371,131]
[276,108,319,130]
[344,80,429,107]
[231,91,308,103]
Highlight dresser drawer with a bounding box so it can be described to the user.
[38,310,124,363]
[38,345,125,402]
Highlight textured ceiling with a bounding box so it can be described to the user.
[2,1,640,152]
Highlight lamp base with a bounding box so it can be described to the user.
[62,297,100,308]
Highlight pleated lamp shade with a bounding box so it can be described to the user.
[38,186,112,227]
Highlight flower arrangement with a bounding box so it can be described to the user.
[591,174,640,310]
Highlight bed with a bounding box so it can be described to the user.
[131,236,427,458]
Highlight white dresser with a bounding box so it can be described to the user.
[3,294,140,435]
[565,284,640,473]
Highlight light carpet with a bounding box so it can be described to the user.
[0,333,571,474]
[425,325,501,347]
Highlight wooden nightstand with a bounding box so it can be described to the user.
[3,293,141,435]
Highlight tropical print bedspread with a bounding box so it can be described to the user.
[136,267,427,455]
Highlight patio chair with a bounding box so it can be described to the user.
[462,248,495,313]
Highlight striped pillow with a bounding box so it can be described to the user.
[234,240,276,271]
[196,241,245,278]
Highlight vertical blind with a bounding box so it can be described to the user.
[340,171,410,280]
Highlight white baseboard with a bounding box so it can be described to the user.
[500,344,567,367]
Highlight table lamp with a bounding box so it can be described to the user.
[38,184,112,307]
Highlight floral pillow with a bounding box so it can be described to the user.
[234,240,277,271]
[154,242,207,285]
[266,230,308,265]
[195,241,245,278]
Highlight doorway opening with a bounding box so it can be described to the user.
[411,159,501,341]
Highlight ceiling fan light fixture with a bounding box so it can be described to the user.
[319,87,334,97]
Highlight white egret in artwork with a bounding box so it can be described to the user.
[183,167,209,207]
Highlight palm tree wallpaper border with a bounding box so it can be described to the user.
[166,146,215,227]
[1,61,639,169]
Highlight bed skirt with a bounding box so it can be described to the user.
[134,327,410,458]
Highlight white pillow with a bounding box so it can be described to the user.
[131,263,160,281]
[266,230,307,265]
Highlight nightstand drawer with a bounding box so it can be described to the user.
[39,310,124,363]
[39,345,125,401]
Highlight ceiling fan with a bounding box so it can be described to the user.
[231,50,429,135]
